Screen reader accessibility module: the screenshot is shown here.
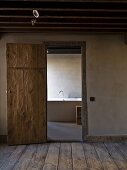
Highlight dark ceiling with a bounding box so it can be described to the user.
[1,0,127,33]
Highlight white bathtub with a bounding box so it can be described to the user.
[47,98,82,122]
[48,98,81,101]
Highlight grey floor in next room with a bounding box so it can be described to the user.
[47,122,82,141]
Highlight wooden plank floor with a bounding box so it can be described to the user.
[0,142,127,170]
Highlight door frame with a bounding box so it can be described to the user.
[45,41,88,141]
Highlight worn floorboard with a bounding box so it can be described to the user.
[58,143,72,170]
[94,143,119,170]
[105,142,127,170]
[83,143,103,170]
[27,144,49,170]
[43,143,60,170]
[13,145,37,170]
[0,142,127,170]
[0,145,26,170]
[72,143,87,170]
[0,145,16,169]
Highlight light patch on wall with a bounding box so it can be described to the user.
[47,54,81,99]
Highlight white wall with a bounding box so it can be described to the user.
[0,33,127,136]
[47,54,81,98]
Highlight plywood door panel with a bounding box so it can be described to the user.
[7,43,46,69]
[37,44,46,69]
[23,69,46,143]
[7,44,18,68]
[7,69,25,145]
[7,43,47,145]
[38,69,47,141]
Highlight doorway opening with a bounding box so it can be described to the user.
[46,42,86,142]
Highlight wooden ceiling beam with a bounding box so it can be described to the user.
[0,17,126,23]
[0,12,127,20]
[0,16,127,19]
[1,23,127,28]
[0,10,127,17]
[0,0,127,33]
[1,8,127,12]
[0,28,126,33]
[0,1,127,10]
[3,0,127,2]
[0,26,127,30]
[0,17,127,27]
[1,22,127,25]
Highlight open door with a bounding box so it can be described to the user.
[7,43,47,145]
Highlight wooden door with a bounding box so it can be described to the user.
[7,43,47,145]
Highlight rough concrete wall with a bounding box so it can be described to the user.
[47,54,81,98]
[0,33,127,136]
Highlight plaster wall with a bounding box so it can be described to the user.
[0,33,127,136]
[47,101,81,122]
[47,54,81,99]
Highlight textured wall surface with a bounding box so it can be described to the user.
[47,54,81,99]
[47,101,81,122]
[0,33,127,136]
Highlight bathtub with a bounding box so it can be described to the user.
[47,98,82,122]
[48,98,81,101]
